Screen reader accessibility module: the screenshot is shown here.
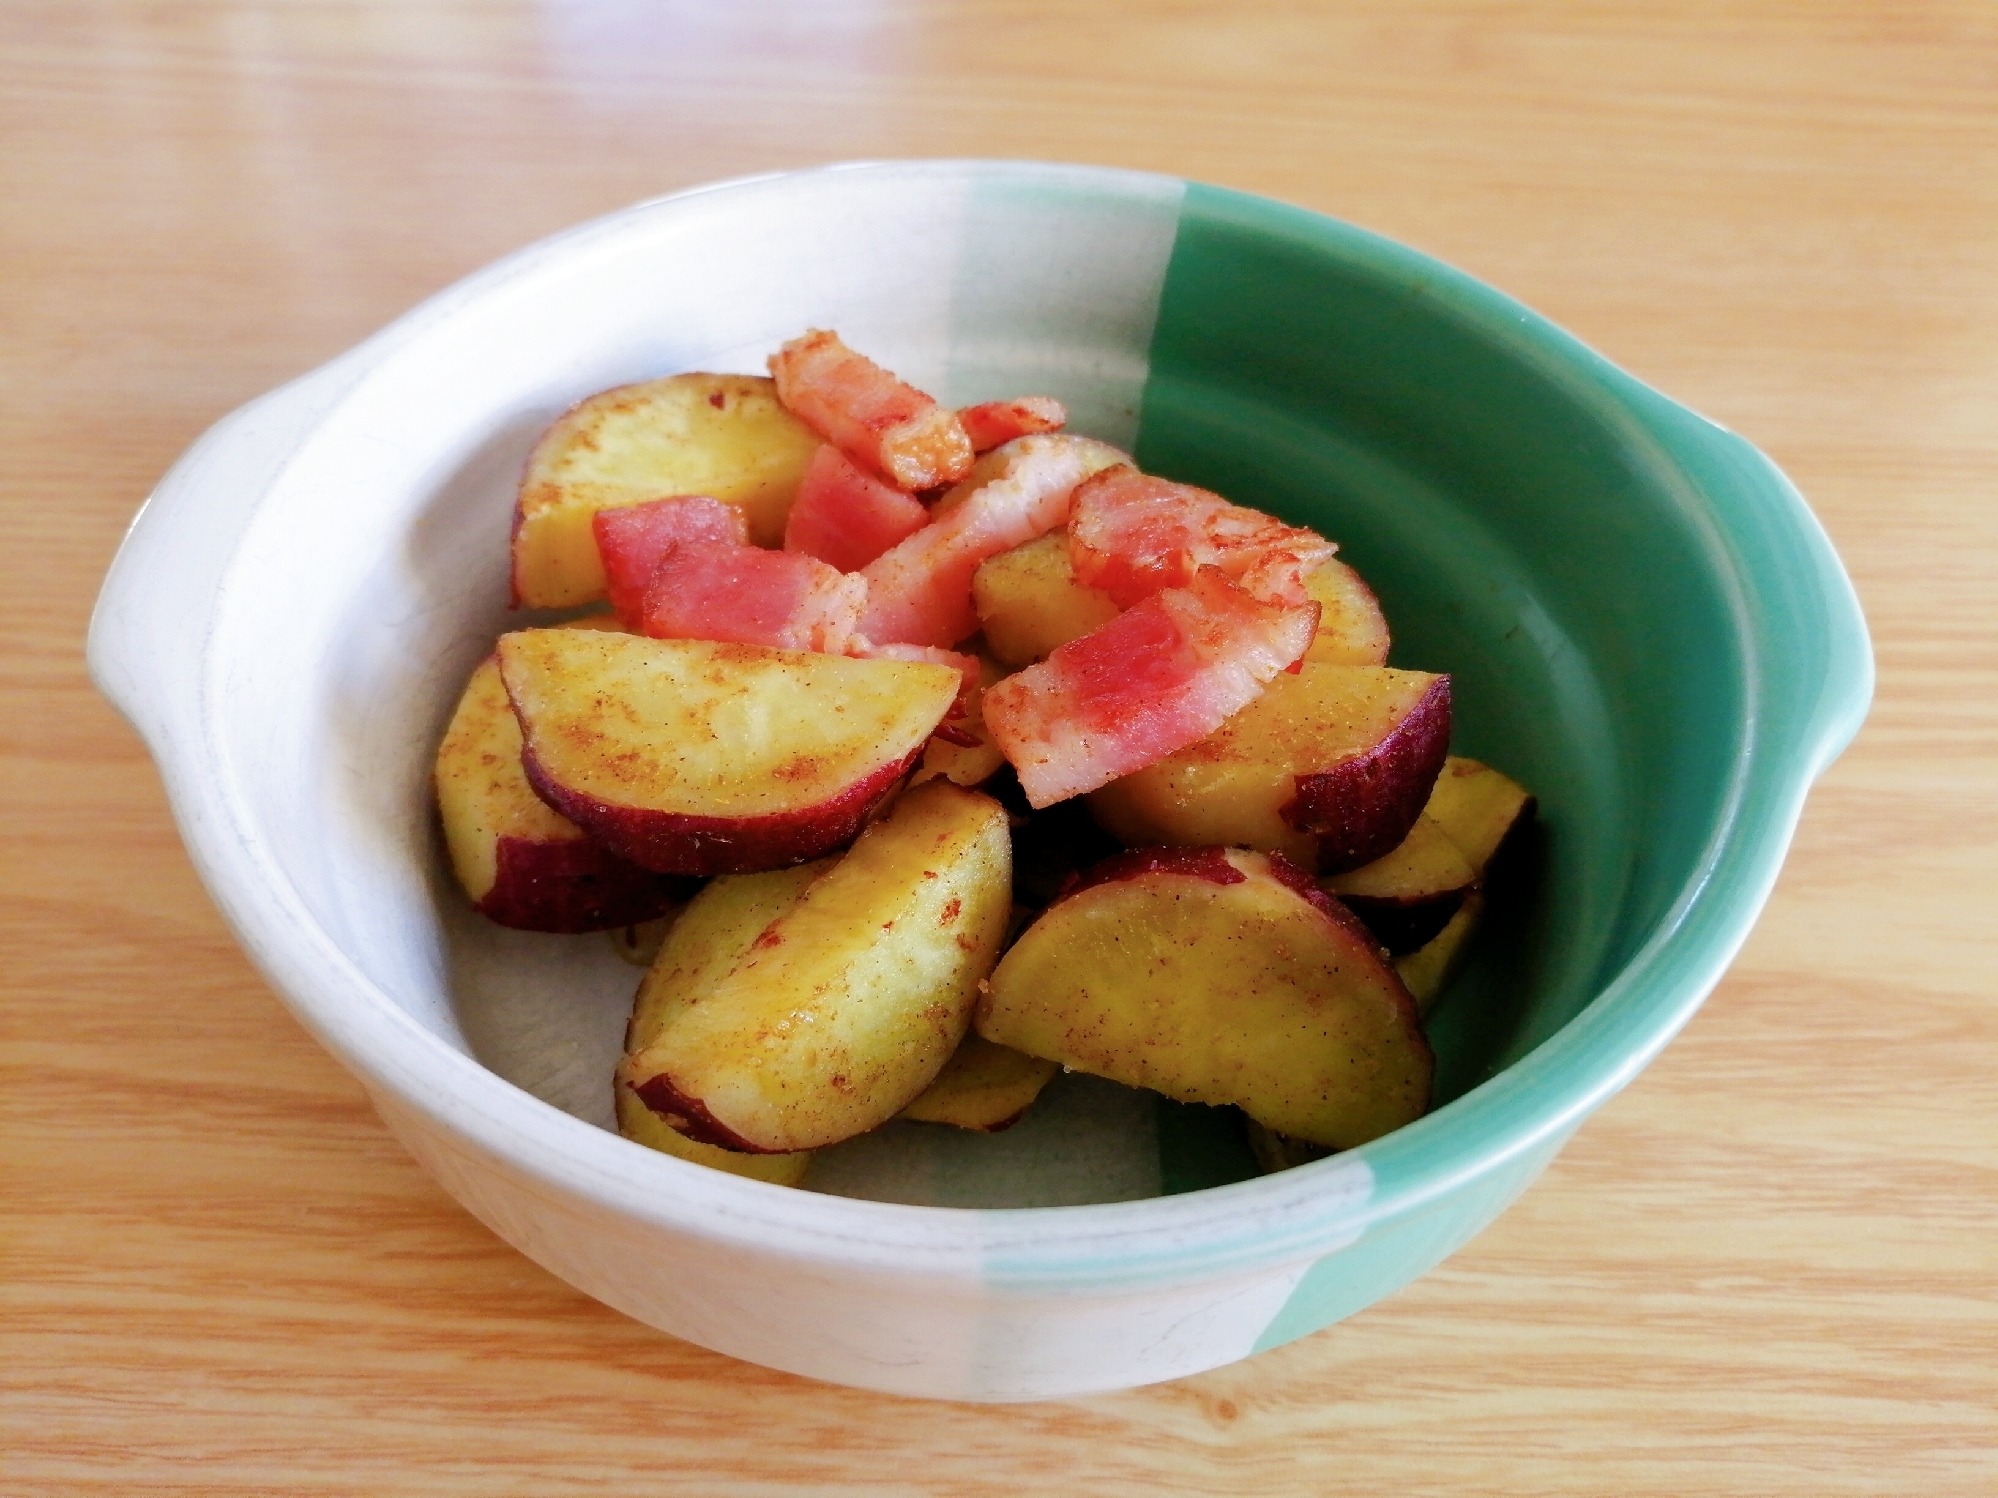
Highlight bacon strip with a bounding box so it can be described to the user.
[958,396,1067,453]
[769,330,974,491]
[782,444,931,573]
[858,435,1126,648]
[1068,466,1335,608]
[640,541,867,655]
[983,568,1319,807]
[591,496,748,629]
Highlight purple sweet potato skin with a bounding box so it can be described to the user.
[1339,888,1469,955]
[1055,844,1246,904]
[1256,848,1345,921]
[627,1073,780,1154]
[476,834,692,933]
[520,739,923,876]
[1281,676,1452,874]
[1056,844,1392,957]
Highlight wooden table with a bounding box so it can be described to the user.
[7,5,1994,1492]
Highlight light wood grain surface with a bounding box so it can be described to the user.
[5,4,1995,1493]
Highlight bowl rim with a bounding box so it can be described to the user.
[90,159,1874,1289]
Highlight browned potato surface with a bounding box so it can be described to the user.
[1322,812,1477,953]
[1299,557,1393,667]
[898,1033,1060,1132]
[619,780,1013,1154]
[971,531,1121,666]
[978,846,1431,1149]
[1087,662,1451,873]
[1393,890,1486,1014]
[497,629,958,875]
[433,617,687,932]
[512,373,819,607]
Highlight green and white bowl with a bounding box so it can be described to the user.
[89,161,1871,1400]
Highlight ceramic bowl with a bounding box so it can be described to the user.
[89,161,1871,1401]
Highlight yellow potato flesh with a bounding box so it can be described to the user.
[898,1033,1060,1131]
[621,780,1013,1153]
[434,655,580,903]
[910,652,1008,788]
[1394,890,1485,1014]
[433,614,626,901]
[1087,663,1442,867]
[979,854,1430,1149]
[512,373,820,607]
[623,862,831,1054]
[614,1089,812,1186]
[1323,814,1474,902]
[1300,557,1392,668]
[615,862,829,1183]
[1424,757,1534,873]
[497,630,958,821]
[971,531,1120,666]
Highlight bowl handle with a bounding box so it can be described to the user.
[87,352,375,759]
[1619,386,1875,785]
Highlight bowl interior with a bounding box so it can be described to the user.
[1136,188,1747,1121]
[201,165,1744,1208]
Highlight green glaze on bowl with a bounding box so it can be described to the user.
[1123,181,1870,1346]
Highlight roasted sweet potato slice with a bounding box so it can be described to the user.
[984,568,1318,807]
[979,846,1431,1149]
[1322,813,1477,954]
[1301,557,1392,667]
[619,780,1013,1153]
[768,329,974,491]
[615,862,830,1184]
[433,618,689,932]
[1424,757,1536,872]
[1087,661,1450,872]
[971,530,1122,667]
[1393,890,1486,1015]
[898,1033,1060,1132]
[497,630,958,875]
[512,373,817,607]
